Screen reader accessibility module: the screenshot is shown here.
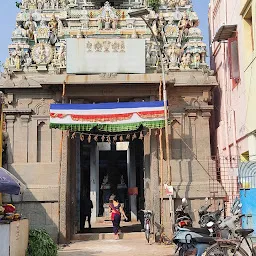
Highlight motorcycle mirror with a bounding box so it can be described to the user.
[182,198,188,205]
[205,197,209,204]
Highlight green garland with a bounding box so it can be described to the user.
[50,120,166,132]
[26,229,58,256]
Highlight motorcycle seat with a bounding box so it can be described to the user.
[235,229,254,237]
[187,227,210,235]
[192,237,216,244]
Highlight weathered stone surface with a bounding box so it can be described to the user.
[14,202,59,242]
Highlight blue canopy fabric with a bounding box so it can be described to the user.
[0,168,26,195]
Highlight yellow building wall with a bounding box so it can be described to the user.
[241,0,256,135]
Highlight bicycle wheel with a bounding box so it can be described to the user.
[204,241,249,256]
[145,223,150,243]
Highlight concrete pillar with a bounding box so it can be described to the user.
[248,134,256,161]
[90,143,99,224]
[144,131,151,210]
[5,115,15,165]
[150,132,160,226]
[59,132,68,243]
[128,143,137,222]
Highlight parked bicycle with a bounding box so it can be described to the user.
[141,210,153,243]
[204,229,256,256]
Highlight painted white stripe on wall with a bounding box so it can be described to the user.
[50,106,164,115]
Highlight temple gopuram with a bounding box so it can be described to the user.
[0,0,223,242]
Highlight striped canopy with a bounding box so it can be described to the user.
[50,101,166,132]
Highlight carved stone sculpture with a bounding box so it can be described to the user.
[37,0,44,10]
[24,52,32,70]
[58,44,66,67]
[10,45,24,70]
[178,13,192,43]
[48,14,58,45]
[48,14,58,33]
[97,1,118,30]
[166,44,181,68]
[185,53,191,68]
[81,7,89,29]
[179,0,188,7]
[180,52,191,70]
[12,23,27,38]
[60,0,67,8]
[24,15,37,40]
[193,52,201,69]
[22,0,29,9]
[188,27,202,37]
[14,55,21,70]
[97,18,103,30]
[32,43,53,64]
[44,0,50,9]
[167,0,178,8]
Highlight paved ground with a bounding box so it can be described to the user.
[58,239,176,256]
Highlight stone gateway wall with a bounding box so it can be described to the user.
[0,0,220,243]
[2,91,62,241]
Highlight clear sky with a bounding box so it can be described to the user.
[0,0,210,67]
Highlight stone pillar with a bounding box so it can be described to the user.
[128,143,137,222]
[187,113,197,159]
[198,112,211,159]
[5,115,15,165]
[28,118,38,163]
[59,132,68,243]
[20,115,30,163]
[76,136,81,231]
[90,143,99,224]
[144,131,151,210]
[150,132,160,226]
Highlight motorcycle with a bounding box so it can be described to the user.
[173,198,243,256]
[173,225,215,256]
[198,199,223,228]
[175,198,193,228]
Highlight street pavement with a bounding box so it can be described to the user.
[58,239,176,256]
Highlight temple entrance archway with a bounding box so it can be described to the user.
[70,136,145,234]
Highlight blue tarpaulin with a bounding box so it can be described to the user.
[0,167,26,195]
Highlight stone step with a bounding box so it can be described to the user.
[72,232,146,241]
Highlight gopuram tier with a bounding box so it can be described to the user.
[3,0,207,74]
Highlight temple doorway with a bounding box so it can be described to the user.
[78,139,144,234]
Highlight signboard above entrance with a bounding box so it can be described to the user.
[66,38,146,74]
